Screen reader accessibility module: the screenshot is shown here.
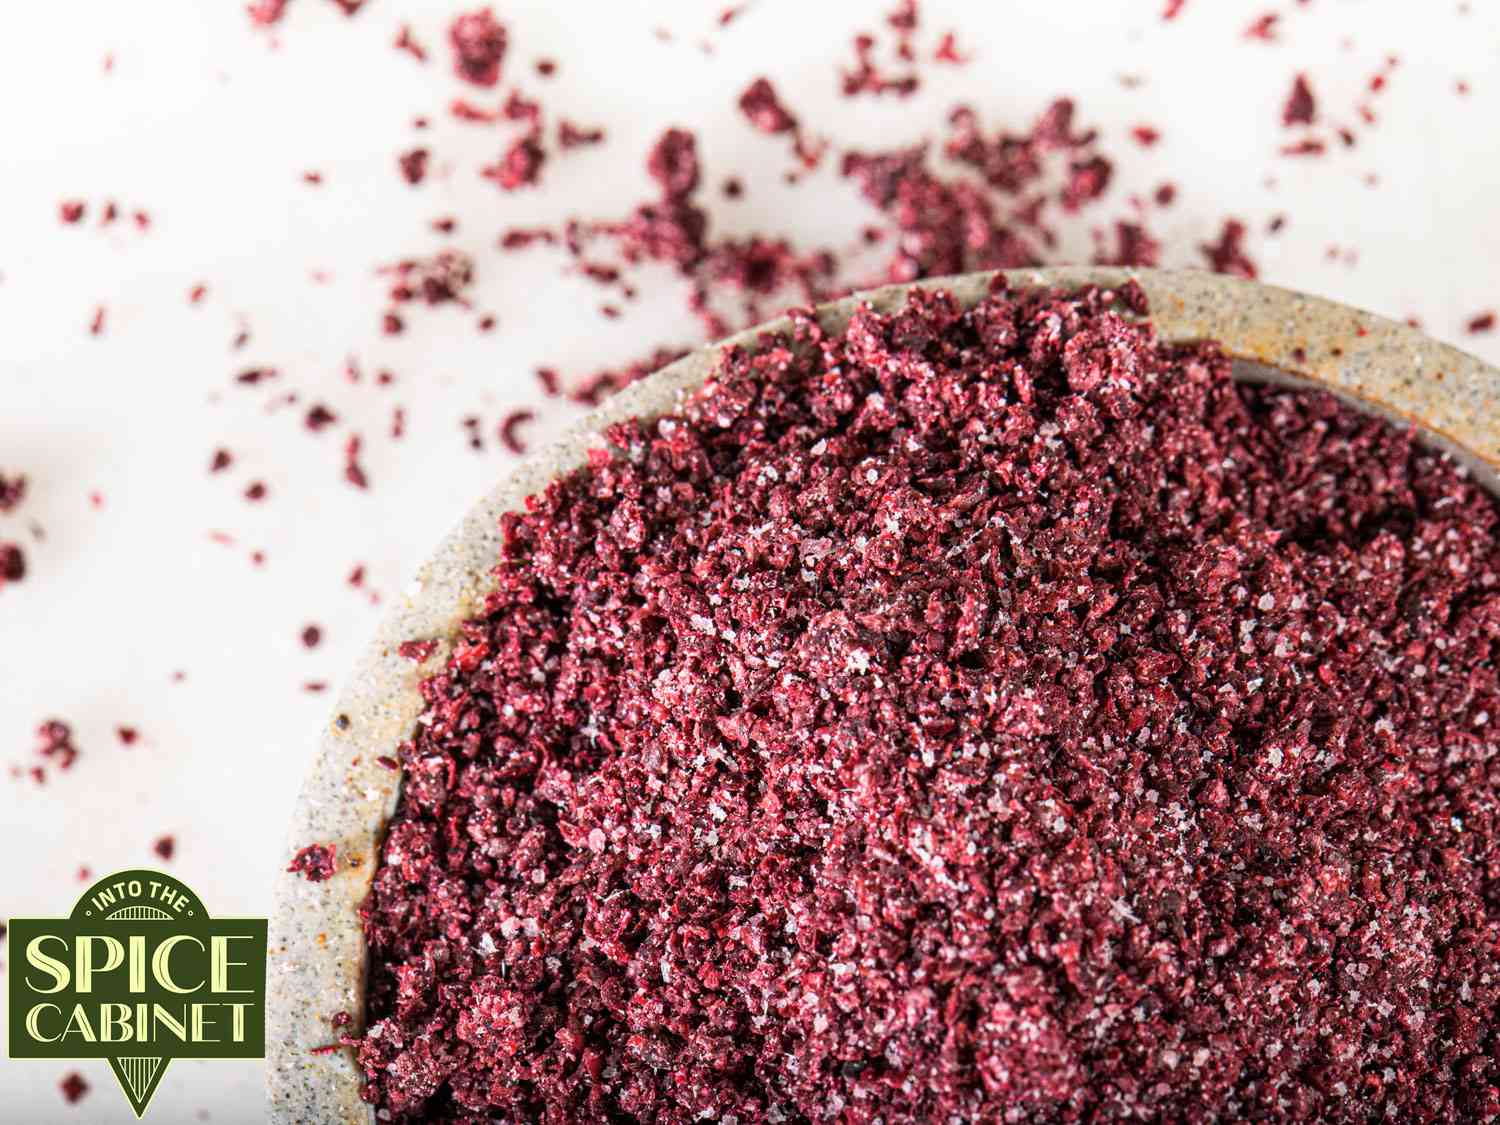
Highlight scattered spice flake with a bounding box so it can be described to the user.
[287,843,338,882]
[385,250,474,308]
[34,721,79,776]
[569,346,687,407]
[450,98,501,124]
[1467,311,1496,334]
[59,1073,89,1105]
[461,415,484,451]
[477,314,496,332]
[448,8,507,88]
[1199,217,1258,277]
[0,542,27,590]
[303,680,328,693]
[482,130,546,191]
[343,435,369,490]
[503,89,541,125]
[152,835,175,861]
[116,726,139,746]
[301,624,323,649]
[236,367,277,386]
[188,283,208,305]
[498,409,535,454]
[59,200,86,224]
[1129,125,1161,147]
[247,0,289,26]
[347,564,366,588]
[933,31,967,64]
[1162,0,1187,18]
[1282,73,1317,126]
[393,23,428,62]
[391,406,407,439]
[209,448,234,473]
[1280,138,1326,157]
[360,284,1500,1121]
[305,403,338,432]
[398,147,429,185]
[499,226,555,251]
[738,77,798,134]
[431,216,458,235]
[1244,12,1280,40]
[535,367,561,397]
[88,305,106,336]
[1154,182,1177,206]
[535,58,557,77]
[841,32,919,97]
[398,638,438,663]
[1094,220,1161,267]
[557,120,605,149]
[0,473,27,513]
[244,480,269,502]
[302,171,324,186]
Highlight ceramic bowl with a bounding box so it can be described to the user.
[265,266,1500,1122]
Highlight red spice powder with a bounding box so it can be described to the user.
[1244,12,1280,40]
[482,131,546,191]
[0,472,26,513]
[344,434,370,490]
[738,77,798,134]
[0,543,25,589]
[287,843,338,882]
[398,147,430,185]
[1467,311,1495,334]
[152,835,175,861]
[448,8,507,88]
[394,24,428,62]
[1200,217,1258,278]
[32,720,79,779]
[1282,73,1317,126]
[398,638,438,663]
[59,1072,89,1104]
[498,409,534,454]
[359,283,1500,1120]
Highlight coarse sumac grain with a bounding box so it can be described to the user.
[448,8,507,88]
[398,147,430,185]
[359,283,1500,1122]
[0,543,25,587]
[288,843,338,882]
[59,1072,89,1105]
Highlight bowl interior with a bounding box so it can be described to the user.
[265,267,1500,1123]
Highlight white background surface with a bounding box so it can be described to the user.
[1,1,1497,1121]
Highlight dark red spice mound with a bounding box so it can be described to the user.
[288,843,338,882]
[359,284,1500,1121]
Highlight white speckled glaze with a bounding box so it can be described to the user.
[265,267,1500,1123]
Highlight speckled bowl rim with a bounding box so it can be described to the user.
[266,266,1500,1123]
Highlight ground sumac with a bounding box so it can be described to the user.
[359,283,1500,1121]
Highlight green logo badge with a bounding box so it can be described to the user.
[7,869,267,1118]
